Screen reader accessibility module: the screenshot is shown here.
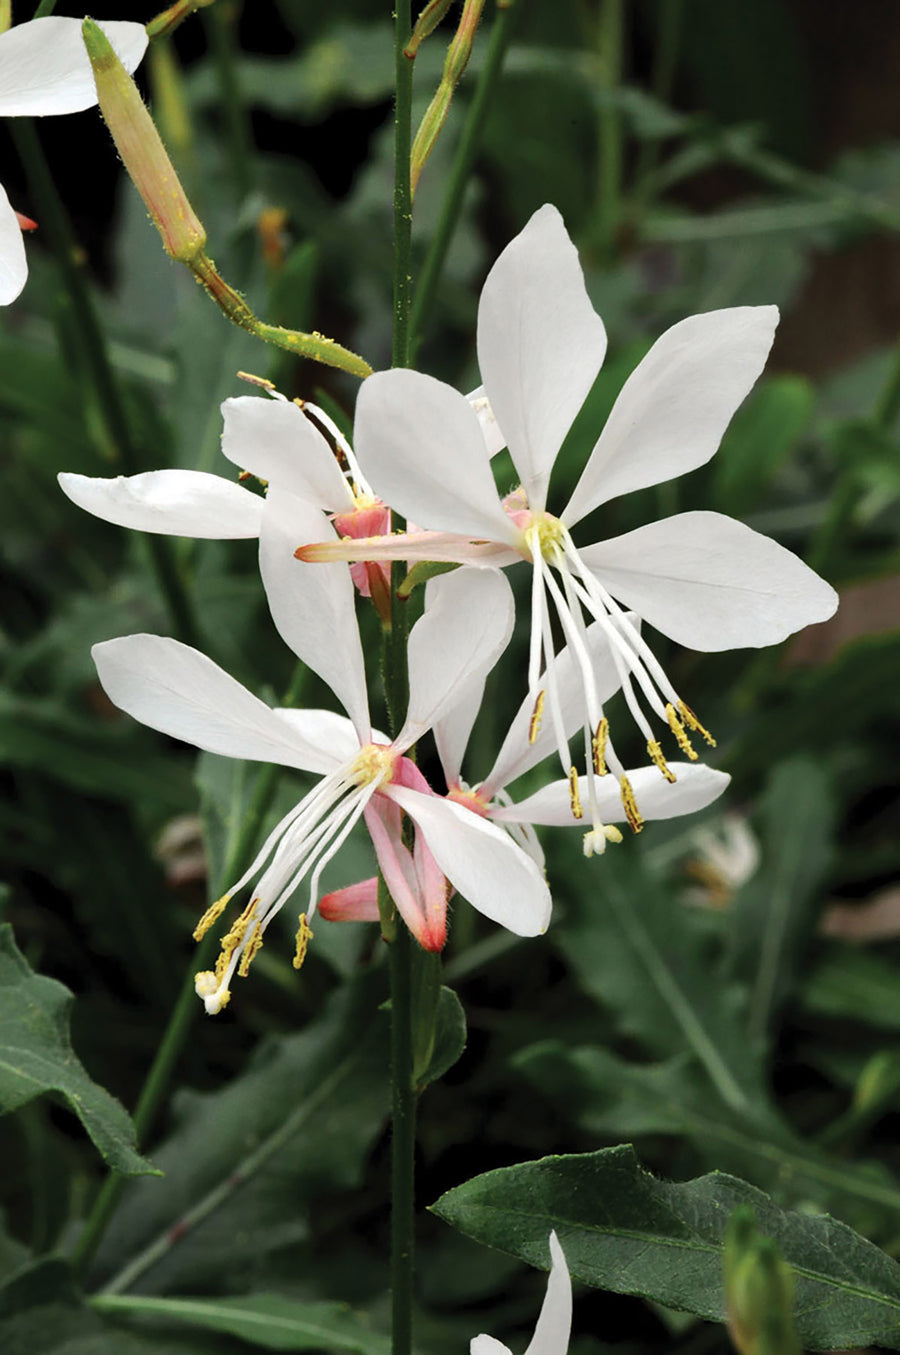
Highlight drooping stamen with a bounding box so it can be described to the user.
[526,524,548,700]
[665,702,698,760]
[528,689,545,744]
[647,739,677,783]
[678,700,717,748]
[293,913,314,970]
[568,765,583,820]
[237,919,264,977]
[193,892,230,942]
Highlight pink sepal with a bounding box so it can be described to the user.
[365,766,449,951]
[319,877,380,921]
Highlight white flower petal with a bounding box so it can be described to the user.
[432,674,485,787]
[92,634,335,774]
[0,18,147,116]
[495,763,730,827]
[563,306,778,526]
[220,396,351,512]
[483,617,633,795]
[398,569,514,750]
[58,469,264,538]
[354,369,518,543]
[477,204,607,513]
[386,785,552,936]
[580,511,838,650]
[524,1232,572,1355]
[259,488,371,742]
[0,182,26,305]
[272,709,361,769]
[471,1339,513,1355]
[466,384,507,457]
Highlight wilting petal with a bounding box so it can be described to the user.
[0,183,26,305]
[483,618,633,796]
[580,511,838,651]
[220,396,350,512]
[58,469,264,538]
[0,18,147,116]
[494,763,730,827]
[319,878,379,922]
[398,570,514,750]
[93,634,336,774]
[563,307,778,526]
[387,785,552,936]
[524,1232,572,1355]
[354,369,518,544]
[259,489,371,742]
[478,204,607,514]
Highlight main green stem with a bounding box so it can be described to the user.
[71,665,308,1279]
[410,0,517,352]
[389,7,417,1355]
[10,119,201,650]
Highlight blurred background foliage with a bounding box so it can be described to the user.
[0,0,899,1351]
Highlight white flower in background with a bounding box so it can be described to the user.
[0,16,147,304]
[93,520,551,1013]
[300,205,838,832]
[472,1232,572,1355]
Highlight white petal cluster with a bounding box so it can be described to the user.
[0,17,147,304]
[57,203,838,1009]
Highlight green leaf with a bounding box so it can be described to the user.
[416,987,467,1090]
[554,846,761,1113]
[432,1144,900,1350]
[92,1293,390,1353]
[727,758,834,1049]
[802,945,900,1032]
[713,376,815,515]
[89,974,390,1292]
[0,925,156,1178]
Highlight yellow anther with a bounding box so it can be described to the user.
[568,765,583,820]
[237,370,275,391]
[219,897,258,952]
[528,689,545,744]
[237,920,264,977]
[665,702,698,761]
[195,970,230,1014]
[647,739,677,783]
[592,717,609,775]
[293,913,314,970]
[350,742,397,788]
[193,893,230,942]
[678,700,717,748]
[619,775,644,834]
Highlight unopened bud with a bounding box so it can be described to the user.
[146,0,216,42]
[724,1207,800,1355]
[82,17,206,263]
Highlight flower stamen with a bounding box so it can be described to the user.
[647,739,677,783]
[568,765,583,820]
[293,913,314,970]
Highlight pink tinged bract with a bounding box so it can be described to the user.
[562,306,780,527]
[477,203,608,515]
[57,469,264,539]
[579,511,839,651]
[0,17,147,117]
[471,1232,572,1355]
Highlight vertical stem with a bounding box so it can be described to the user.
[203,2,254,200]
[71,665,308,1280]
[9,120,202,651]
[389,8,417,1355]
[594,0,623,263]
[410,0,518,352]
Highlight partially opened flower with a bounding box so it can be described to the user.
[300,205,838,831]
[472,1232,571,1355]
[0,16,147,304]
[93,514,551,1013]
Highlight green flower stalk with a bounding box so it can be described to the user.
[410,0,486,197]
[405,0,454,58]
[146,0,216,42]
[82,19,372,380]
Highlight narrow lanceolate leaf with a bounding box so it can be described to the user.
[91,1293,390,1354]
[432,1145,900,1350]
[0,926,155,1177]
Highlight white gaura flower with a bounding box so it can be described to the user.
[299,205,838,832]
[472,1232,572,1355]
[92,523,551,1013]
[0,16,147,304]
[321,611,728,925]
